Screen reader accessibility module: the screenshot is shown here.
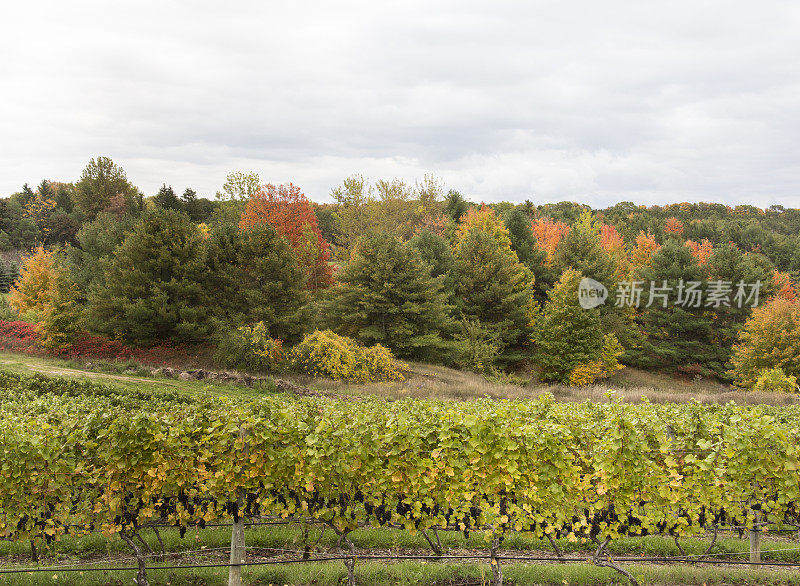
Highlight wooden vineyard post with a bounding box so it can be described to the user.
[229,426,249,586]
[749,510,761,564]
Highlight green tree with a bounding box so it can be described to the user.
[628,241,715,373]
[39,265,82,350]
[74,157,142,219]
[453,225,533,362]
[0,261,10,294]
[205,223,309,343]
[704,244,773,377]
[503,207,553,302]
[444,189,469,223]
[152,184,182,211]
[532,269,605,383]
[408,228,455,281]
[87,209,210,345]
[322,231,454,360]
[66,212,137,294]
[551,210,617,291]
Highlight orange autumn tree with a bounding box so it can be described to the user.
[531,218,570,265]
[240,183,333,290]
[629,231,661,270]
[664,217,685,236]
[600,224,624,254]
[8,246,57,314]
[772,270,798,301]
[685,239,714,265]
[600,224,629,279]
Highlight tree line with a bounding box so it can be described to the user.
[2,157,799,388]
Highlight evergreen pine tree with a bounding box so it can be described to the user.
[153,184,183,211]
[323,231,455,360]
[443,189,469,223]
[551,210,617,291]
[454,225,533,362]
[8,261,20,289]
[205,223,310,343]
[532,269,605,383]
[408,229,457,304]
[0,260,9,294]
[628,241,715,372]
[503,207,553,303]
[704,244,773,376]
[87,209,210,344]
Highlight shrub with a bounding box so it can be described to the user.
[214,322,284,373]
[568,361,605,387]
[289,330,405,382]
[752,368,798,393]
[0,320,39,353]
[454,317,500,373]
[600,334,625,376]
[568,335,625,387]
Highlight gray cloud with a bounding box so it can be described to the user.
[1,0,799,207]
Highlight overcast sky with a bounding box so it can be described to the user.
[1,1,799,207]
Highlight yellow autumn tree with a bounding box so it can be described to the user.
[8,246,57,316]
[8,246,82,349]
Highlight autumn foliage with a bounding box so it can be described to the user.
[730,297,800,387]
[685,239,713,265]
[7,246,57,315]
[629,231,661,269]
[240,183,333,289]
[531,218,570,264]
[600,224,624,254]
[664,217,685,236]
[772,270,797,301]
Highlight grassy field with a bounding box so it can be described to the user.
[2,348,797,405]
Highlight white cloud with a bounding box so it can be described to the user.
[1,0,799,207]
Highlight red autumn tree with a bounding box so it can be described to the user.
[240,183,333,289]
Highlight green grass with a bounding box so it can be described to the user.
[5,559,800,586]
[0,351,274,400]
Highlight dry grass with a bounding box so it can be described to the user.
[286,363,800,406]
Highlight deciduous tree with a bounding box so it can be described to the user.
[239,183,333,289]
[730,298,800,387]
[74,157,142,219]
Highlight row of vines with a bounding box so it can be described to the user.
[2,370,800,584]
